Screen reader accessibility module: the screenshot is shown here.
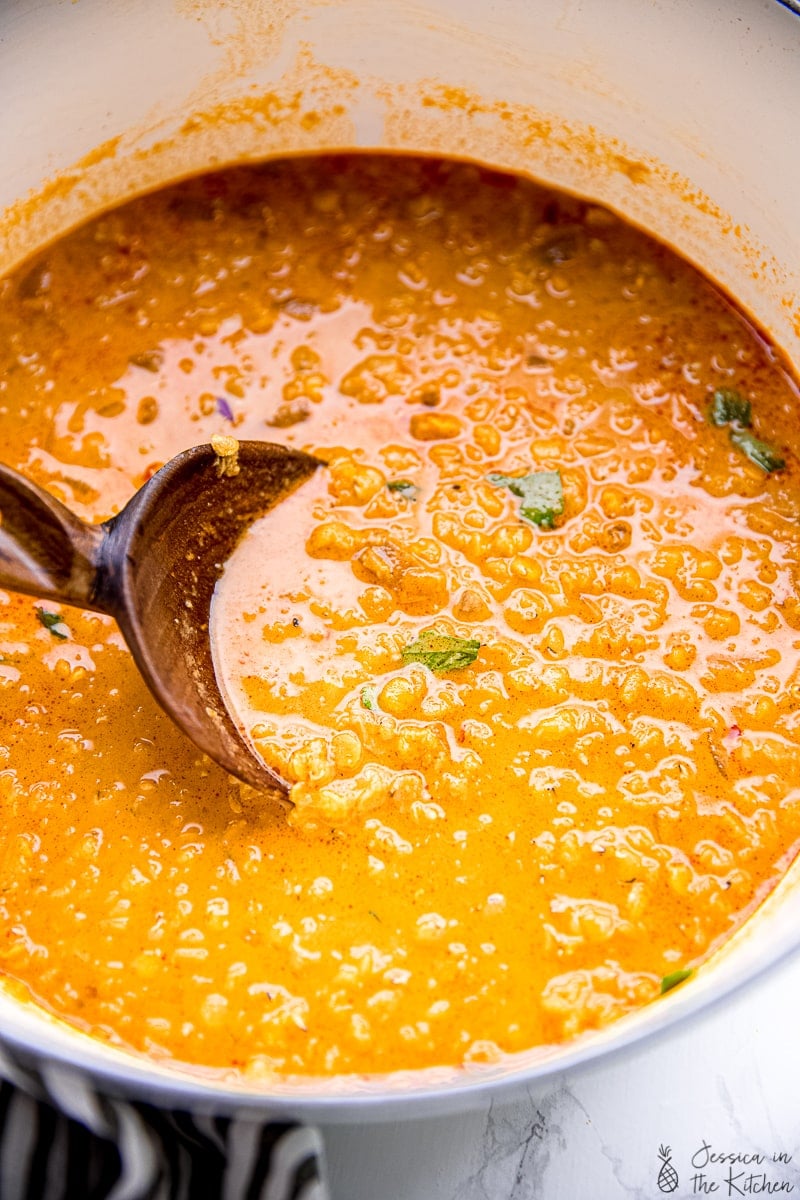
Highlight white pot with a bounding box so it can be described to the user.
[1,0,799,1128]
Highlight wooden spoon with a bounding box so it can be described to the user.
[0,440,321,795]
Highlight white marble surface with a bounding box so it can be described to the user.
[320,947,800,1199]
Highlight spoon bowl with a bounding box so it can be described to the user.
[0,440,322,793]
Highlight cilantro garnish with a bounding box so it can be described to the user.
[708,387,751,427]
[401,631,480,672]
[360,686,377,711]
[36,608,69,639]
[729,427,785,474]
[487,470,565,529]
[387,479,420,501]
[706,387,784,473]
[660,968,693,995]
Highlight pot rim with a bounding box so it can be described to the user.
[2,864,800,1123]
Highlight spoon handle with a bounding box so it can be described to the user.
[0,464,106,611]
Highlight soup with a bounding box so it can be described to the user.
[1,155,799,1079]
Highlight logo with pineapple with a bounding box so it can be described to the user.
[657,1144,679,1193]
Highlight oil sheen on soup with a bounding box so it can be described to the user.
[1,155,799,1081]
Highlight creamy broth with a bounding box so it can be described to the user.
[1,155,799,1079]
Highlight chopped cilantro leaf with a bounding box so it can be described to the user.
[708,387,751,427]
[487,470,565,529]
[401,631,480,672]
[660,968,693,994]
[360,686,377,711]
[706,387,785,473]
[36,608,69,639]
[729,427,785,473]
[387,479,420,501]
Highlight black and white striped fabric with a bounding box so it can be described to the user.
[0,1046,328,1200]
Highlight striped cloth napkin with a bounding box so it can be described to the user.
[0,1045,329,1200]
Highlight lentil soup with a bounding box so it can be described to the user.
[1,155,799,1080]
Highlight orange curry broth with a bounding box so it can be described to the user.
[1,155,800,1079]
